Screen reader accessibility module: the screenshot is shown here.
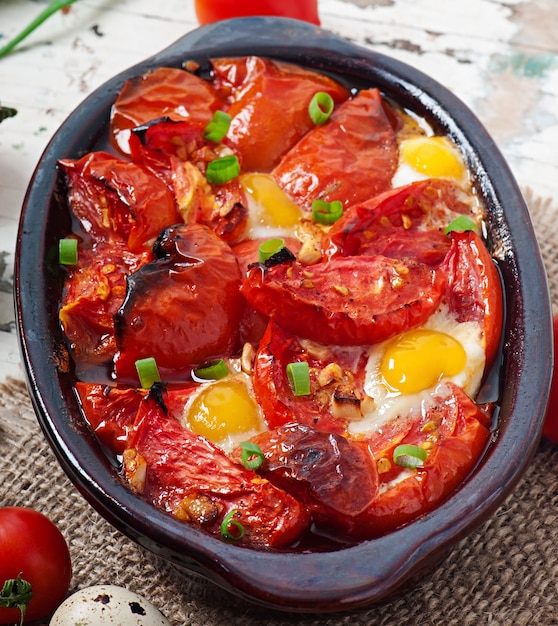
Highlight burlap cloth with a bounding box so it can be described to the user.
[1,189,557,626]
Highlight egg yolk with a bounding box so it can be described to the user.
[400,136,465,179]
[381,329,467,394]
[240,173,302,229]
[186,378,262,444]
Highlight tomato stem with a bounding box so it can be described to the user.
[0,0,80,59]
[0,574,33,626]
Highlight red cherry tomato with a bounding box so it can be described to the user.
[542,315,558,444]
[0,507,72,624]
[194,0,320,26]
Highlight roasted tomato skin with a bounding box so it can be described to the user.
[211,56,348,172]
[123,389,309,548]
[350,384,492,540]
[440,230,503,371]
[241,255,445,345]
[272,88,398,210]
[114,224,244,383]
[323,178,474,266]
[60,243,149,365]
[250,423,379,536]
[76,383,145,454]
[59,151,180,252]
[252,321,367,432]
[110,67,225,154]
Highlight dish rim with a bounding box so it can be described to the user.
[14,16,553,613]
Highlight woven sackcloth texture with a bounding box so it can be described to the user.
[1,190,557,626]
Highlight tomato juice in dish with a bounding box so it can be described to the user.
[57,55,503,550]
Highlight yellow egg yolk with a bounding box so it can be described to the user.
[186,378,262,444]
[400,136,465,179]
[240,173,302,230]
[381,329,467,394]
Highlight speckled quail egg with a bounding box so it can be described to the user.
[49,584,171,625]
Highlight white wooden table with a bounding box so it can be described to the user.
[1,0,557,383]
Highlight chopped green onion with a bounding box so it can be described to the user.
[135,357,161,389]
[393,444,428,468]
[258,238,285,263]
[286,361,311,396]
[311,199,343,225]
[240,442,265,470]
[203,110,232,143]
[444,215,478,235]
[59,238,78,265]
[205,154,240,185]
[220,509,245,541]
[193,358,229,381]
[308,91,335,125]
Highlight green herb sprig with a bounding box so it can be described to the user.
[0,0,80,59]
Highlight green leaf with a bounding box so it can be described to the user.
[0,574,33,626]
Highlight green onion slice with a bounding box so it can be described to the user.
[203,110,232,143]
[286,361,311,396]
[220,509,245,541]
[393,444,428,468]
[59,237,78,265]
[240,442,265,470]
[258,238,286,264]
[444,215,478,235]
[311,199,343,225]
[205,154,240,185]
[309,91,335,125]
[193,358,229,381]
[135,357,161,389]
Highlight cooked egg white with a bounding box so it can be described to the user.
[392,135,468,187]
[182,372,266,454]
[349,306,486,437]
[240,172,304,240]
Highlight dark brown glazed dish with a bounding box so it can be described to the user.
[14,17,553,613]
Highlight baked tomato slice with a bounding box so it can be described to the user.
[347,383,492,540]
[60,242,150,365]
[114,224,244,384]
[76,383,145,454]
[211,56,350,172]
[252,321,368,432]
[323,178,475,266]
[439,230,503,371]
[128,120,248,245]
[272,88,398,211]
[249,423,379,537]
[123,388,309,548]
[241,255,445,345]
[59,151,180,253]
[110,66,225,154]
